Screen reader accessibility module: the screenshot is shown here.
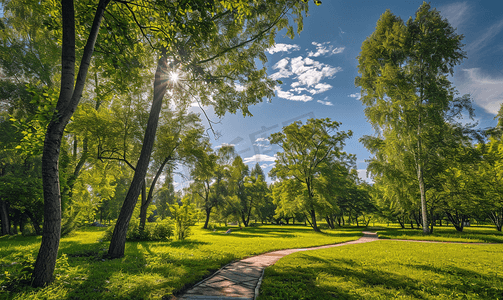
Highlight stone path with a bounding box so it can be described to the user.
[177,232,379,300]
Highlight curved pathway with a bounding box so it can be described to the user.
[177,232,378,300]
[177,232,497,300]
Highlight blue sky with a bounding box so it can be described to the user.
[184,0,503,188]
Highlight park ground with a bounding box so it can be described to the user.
[1,223,502,299]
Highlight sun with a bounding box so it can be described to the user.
[169,71,180,84]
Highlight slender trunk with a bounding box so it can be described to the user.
[417,163,429,234]
[203,207,211,229]
[429,209,435,234]
[445,211,464,232]
[0,200,10,236]
[139,180,147,234]
[488,210,503,232]
[309,209,320,232]
[32,0,109,287]
[140,156,171,232]
[108,55,168,258]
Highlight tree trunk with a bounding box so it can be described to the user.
[139,180,147,234]
[309,209,320,232]
[429,209,435,234]
[108,55,169,258]
[32,0,109,287]
[417,163,429,234]
[445,211,465,232]
[140,156,170,232]
[0,200,10,236]
[203,207,211,229]
[488,210,503,232]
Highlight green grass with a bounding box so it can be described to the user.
[258,240,503,299]
[0,224,361,300]
[376,225,503,243]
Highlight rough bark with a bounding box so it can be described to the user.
[32,0,109,287]
[108,55,168,258]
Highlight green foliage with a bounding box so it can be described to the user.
[102,219,174,242]
[356,3,473,233]
[269,118,354,230]
[169,197,197,240]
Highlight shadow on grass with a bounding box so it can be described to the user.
[168,240,210,249]
[377,227,503,243]
[409,264,503,298]
[261,255,426,299]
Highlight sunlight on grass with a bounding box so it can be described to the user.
[1,224,361,299]
[259,241,503,299]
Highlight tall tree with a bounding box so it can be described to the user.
[356,2,470,234]
[108,0,313,258]
[269,118,352,232]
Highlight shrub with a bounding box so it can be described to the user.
[169,197,196,240]
[102,218,173,241]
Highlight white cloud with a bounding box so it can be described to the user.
[260,163,275,169]
[270,58,293,80]
[276,87,313,102]
[291,56,341,87]
[310,83,333,95]
[457,68,503,114]
[308,41,345,57]
[466,18,503,54]
[255,137,269,142]
[266,43,301,54]
[317,100,333,106]
[243,154,277,164]
[348,93,361,100]
[215,143,235,149]
[439,2,470,30]
[270,47,342,103]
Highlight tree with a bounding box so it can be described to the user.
[356,2,471,234]
[270,118,352,231]
[108,0,313,258]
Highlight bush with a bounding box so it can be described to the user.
[169,197,196,240]
[102,218,173,241]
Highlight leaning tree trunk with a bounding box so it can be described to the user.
[32,0,109,287]
[108,55,168,258]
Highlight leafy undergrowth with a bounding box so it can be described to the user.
[259,240,503,300]
[0,224,361,300]
[376,226,503,243]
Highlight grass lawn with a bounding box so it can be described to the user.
[0,224,361,300]
[375,225,503,243]
[258,240,503,299]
